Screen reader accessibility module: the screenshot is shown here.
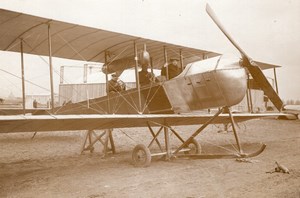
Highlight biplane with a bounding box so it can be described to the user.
[0,4,286,166]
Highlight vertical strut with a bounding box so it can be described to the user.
[104,51,111,113]
[164,123,171,160]
[103,129,109,157]
[108,129,116,154]
[134,42,142,113]
[20,39,26,115]
[247,74,253,113]
[48,23,55,113]
[163,46,169,80]
[246,87,251,113]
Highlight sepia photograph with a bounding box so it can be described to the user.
[0,0,299,197]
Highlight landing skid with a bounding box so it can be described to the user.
[176,143,266,159]
[131,107,266,167]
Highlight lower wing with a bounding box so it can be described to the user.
[0,113,284,133]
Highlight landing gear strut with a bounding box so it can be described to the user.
[81,129,116,156]
[131,107,266,167]
[131,121,202,167]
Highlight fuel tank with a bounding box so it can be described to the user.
[162,58,247,113]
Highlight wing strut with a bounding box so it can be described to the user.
[20,39,26,115]
[134,42,142,113]
[48,23,55,113]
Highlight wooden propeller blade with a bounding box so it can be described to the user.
[244,60,284,111]
[206,4,283,111]
[206,4,248,59]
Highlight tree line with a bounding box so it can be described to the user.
[285,99,300,105]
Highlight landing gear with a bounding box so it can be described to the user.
[184,138,201,154]
[131,106,266,167]
[81,129,115,156]
[176,107,266,159]
[130,121,203,167]
[132,144,151,167]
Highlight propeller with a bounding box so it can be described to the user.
[206,4,283,111]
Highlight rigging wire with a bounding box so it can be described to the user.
[22,39,108,113]
[0,68,50,92]
[0,73,23,92]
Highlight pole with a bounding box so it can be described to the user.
[20,39,26,115]
[134,42,142,113]
[273,67,279,94]
[83,64,88,83]
[60,66,64,84]
[246,87,251,113]
[48,23,55,113]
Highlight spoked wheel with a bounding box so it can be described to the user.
[132,144,151,167]
[184,138,201,154]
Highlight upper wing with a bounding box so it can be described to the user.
[0,8,219,69]
[0,113,284,133]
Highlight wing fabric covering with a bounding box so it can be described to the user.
[0,113,283,133]
[0,8,218,69]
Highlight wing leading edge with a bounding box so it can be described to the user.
[0,8,281,71]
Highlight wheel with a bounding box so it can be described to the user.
[184,138,201,154]
[132,144,151,167]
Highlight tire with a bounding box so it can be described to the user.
[132,144,151,167]
[184,138,201,154]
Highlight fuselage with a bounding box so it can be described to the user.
[54,56,248,115]
[163,60,247,113]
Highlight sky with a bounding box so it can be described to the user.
[0,0,299,101]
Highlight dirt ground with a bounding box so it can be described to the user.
[0,118,299,198]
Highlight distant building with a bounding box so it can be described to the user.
[59,68,160,105]
[26,94,58,109]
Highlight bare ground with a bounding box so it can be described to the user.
[0,118,299,198]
